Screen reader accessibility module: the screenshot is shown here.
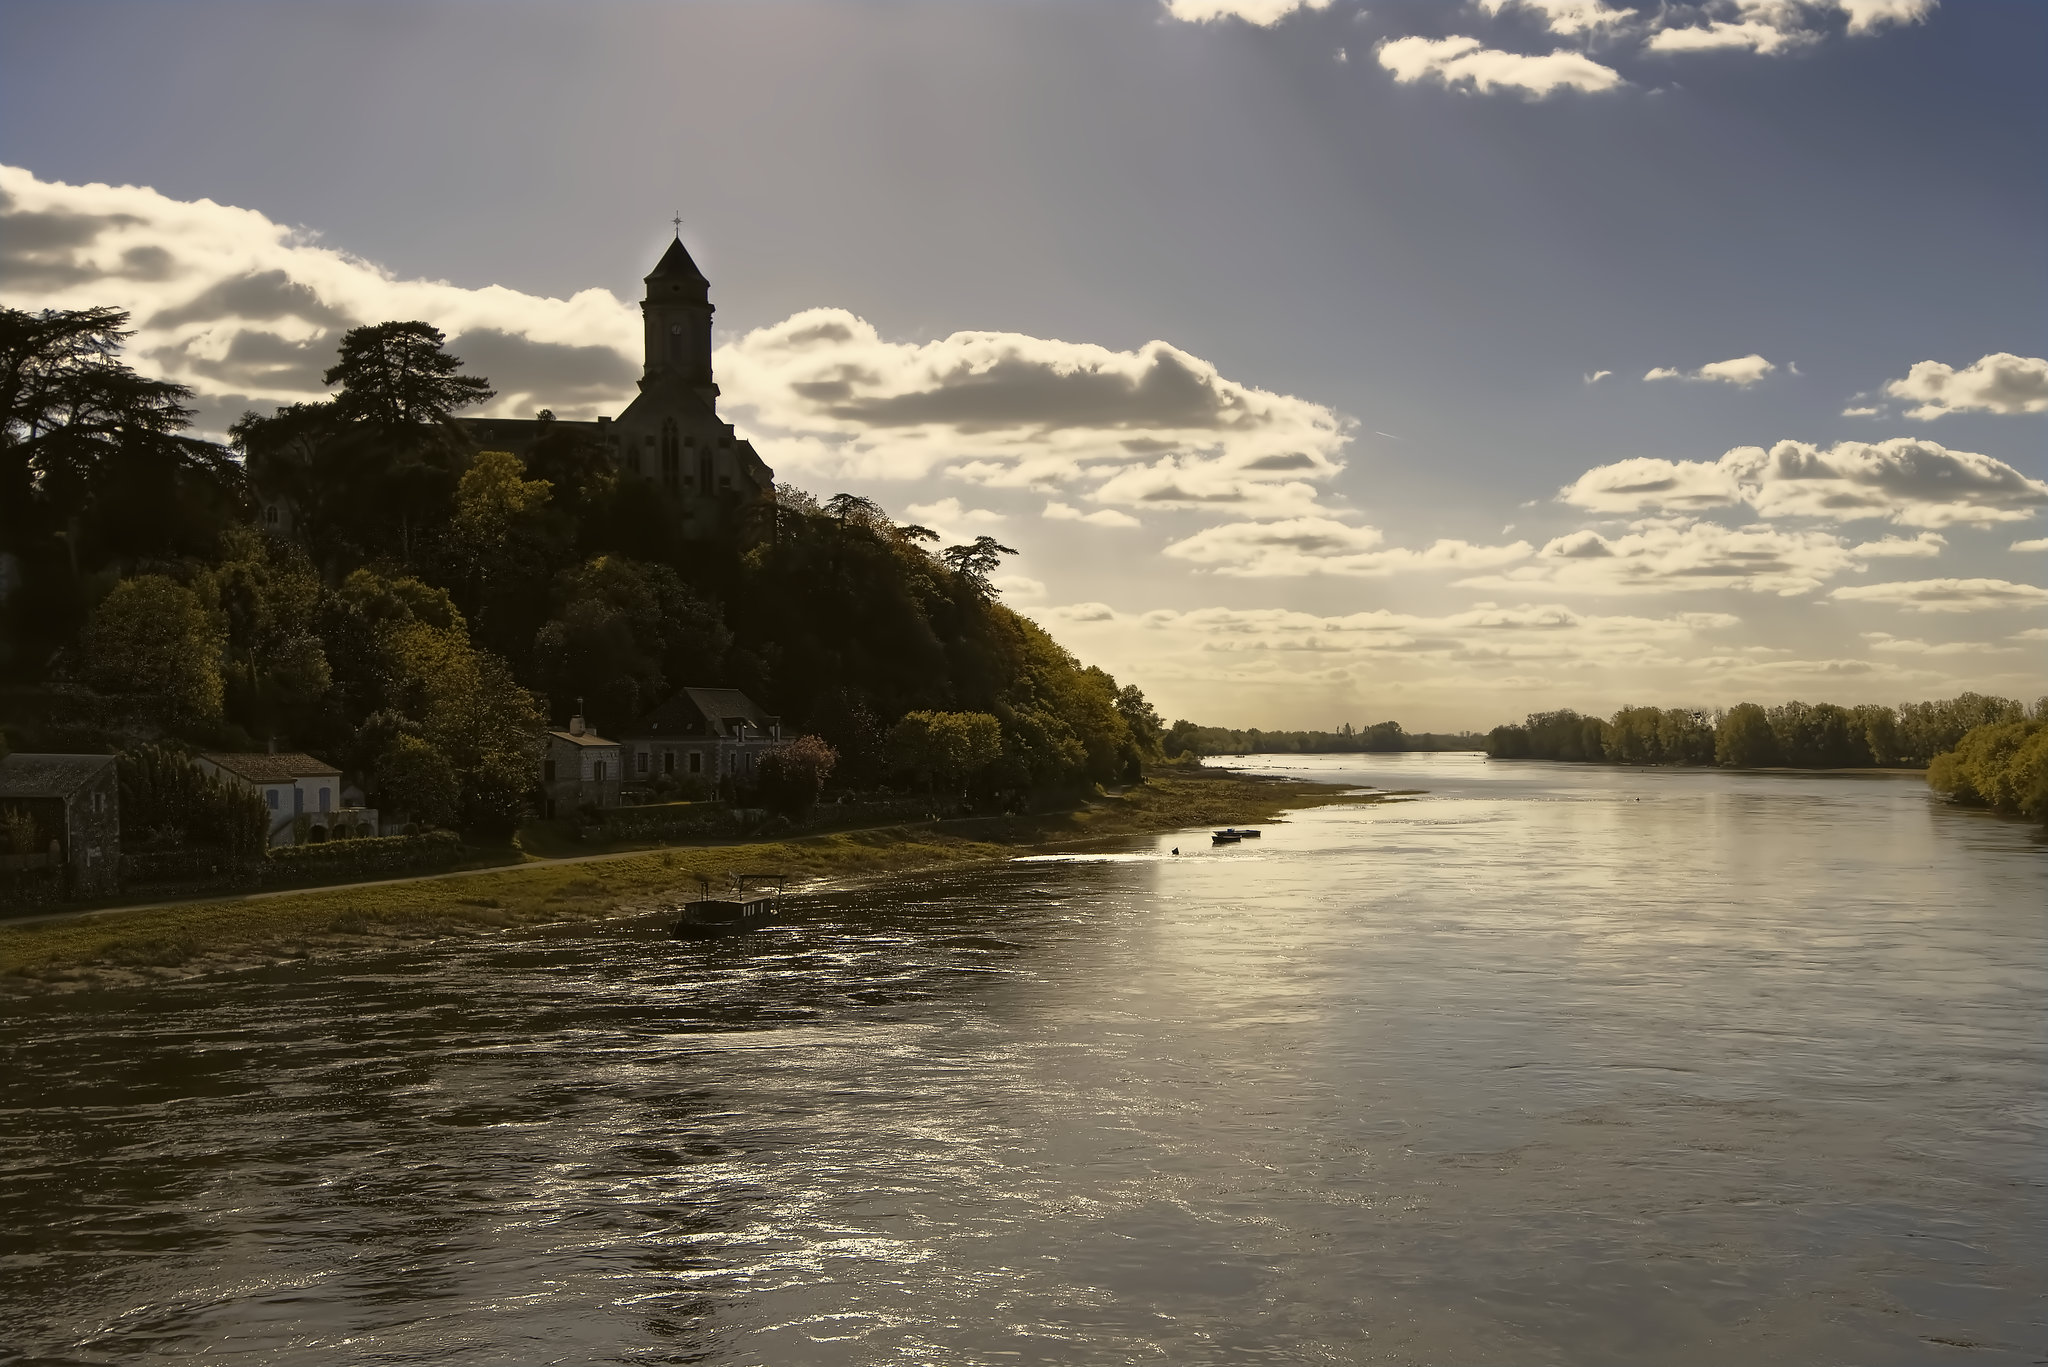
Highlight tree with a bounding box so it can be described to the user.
[77,575,226,729]
[452,450,552,554]
[324,321,495,429]
[1715,703,1777,768]
[941,535,1018,596]
[756,734,838,817]
[1928,719,2048,821]
[117,744,268,857]
[889,710,1003,794]
[370,730,461,830]
[2,307,244,670]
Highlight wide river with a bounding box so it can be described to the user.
[3,755,2043,1364]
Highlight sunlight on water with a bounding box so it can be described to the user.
[3,755,2043,1364]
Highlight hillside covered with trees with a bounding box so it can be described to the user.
[0,307,1162,836]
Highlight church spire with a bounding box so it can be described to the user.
[640,230,715,398]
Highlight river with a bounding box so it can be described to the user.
[3,754,2043,1364]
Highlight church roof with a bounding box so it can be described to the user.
[647,235,710,290]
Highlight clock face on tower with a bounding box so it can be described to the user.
[670,324,681,334]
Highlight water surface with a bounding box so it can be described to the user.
[4,755,2043,1364]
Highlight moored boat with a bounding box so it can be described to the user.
[672,872,788,937]
[1211,830,1241,845]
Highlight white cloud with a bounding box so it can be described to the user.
[990,573,1047,604]
[1862,632,2016,657]
[1646,19,1814,53]
[1585,369,1613,384]
[1835,0,1937,34]
[1841,405,1883,418]
[906,498,1007,546]
[1643,353,1777,385]
[1044,501,1140,528]
[1561,438,2048,528]
[1646,0,1936,54]
[717,308,1353,510]
[1478,0,1637,35]
[1831,578,2048,614]
[1881,353,2048,419]
[1376,36,1624,96]
[1161,0,1331,25]
[2016,628,2048,642]
[2012,538,2048,553]
[0,164,641,427]
[1462,518,1942,597]
[1161,517,1534,577]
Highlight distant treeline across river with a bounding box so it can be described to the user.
[1163,720,1483,757]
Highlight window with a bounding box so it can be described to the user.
[265,505,278,525]
[636,752,649,775]
[663,752,674,776]
[594,761,606,782]
[267,789,279,810]
[688,751,702,774]
[698,452,713,491]
[319,787,331,812]
[543,759,557,782]
[661,419,680,491]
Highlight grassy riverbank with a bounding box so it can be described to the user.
[1,771,1388,991]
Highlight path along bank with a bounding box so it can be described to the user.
[0,772,1391,991]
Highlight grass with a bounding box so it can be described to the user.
[0,771,1388,990]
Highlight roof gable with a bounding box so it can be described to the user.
[200,752,342,783]
[0,753,115,797]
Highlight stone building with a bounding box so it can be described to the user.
[463,236,776,541]
[617,687,781,794]
[0,753,121,899]
[195,752,374,846]
[540,716,623,817]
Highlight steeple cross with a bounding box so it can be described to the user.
[672,211,683,237]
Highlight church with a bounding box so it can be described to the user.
[465,236,776,538]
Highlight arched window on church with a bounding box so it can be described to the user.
[699,450,714,495]
[660,419,680,491]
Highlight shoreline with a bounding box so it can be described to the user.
[0,772,1387,993]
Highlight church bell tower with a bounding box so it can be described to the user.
[641,233,716,405]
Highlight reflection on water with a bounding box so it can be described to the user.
[3,755,2043,1364]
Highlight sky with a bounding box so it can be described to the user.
[2,0,2043,730]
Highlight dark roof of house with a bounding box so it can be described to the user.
[646,234,710,290]
[621,687,778,740]
[0,753,116,797]
[547,729,620,749]
[200,752,342,782]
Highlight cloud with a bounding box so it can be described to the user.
[1560,438,2048,528]
[0,165,640,427]
[1462,518,1943,597]
[2012,538,2048,553]
[1881,353,2048,419]
[1044,501,1140,528]
[1646,20,1815,53]
[1643,353,1777,385]
[1841,405,1883,418]
[1830,578,2048,613]
[1861,632,2017,657]
[1585,369,1613,384]
[1162,516,1532,578]
[1478,0,1638,36]
[1646,0,1936,54]
[1161,0,1331,25]
[906,498,1007,546]
[1376,36,1624,96]
[717,307,1352,510]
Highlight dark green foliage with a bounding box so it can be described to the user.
[1927,715,2048,822]
[117,745,268,857]
[1484,695,2034,772]
[1,307,247,680]
[324,321,495,429]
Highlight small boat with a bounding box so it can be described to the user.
[1224,828,1262,839]
[1211,830,1241,845]
[672,872,788,937]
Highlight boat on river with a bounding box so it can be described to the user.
[672,873,788,937]
[1212,828,1261,844]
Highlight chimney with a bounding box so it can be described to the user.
[267,736,276,754]
[570,715,585,737]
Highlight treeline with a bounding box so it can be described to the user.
[1,307,1163,835]
[1163,719,1484,758]
[1485,695,2042,770]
